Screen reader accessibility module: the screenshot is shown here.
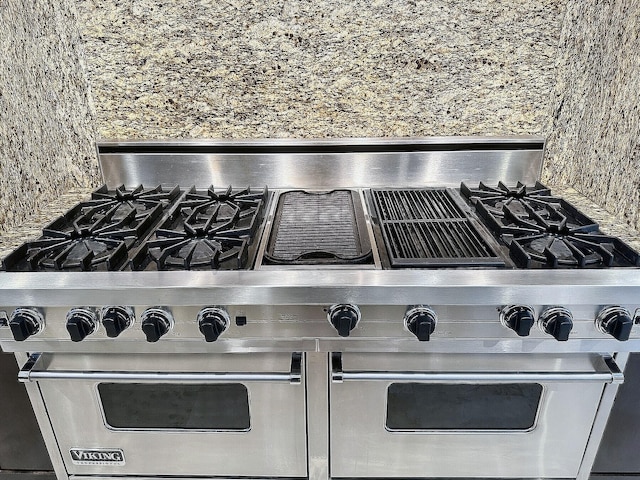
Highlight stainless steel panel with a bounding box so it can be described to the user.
[330,353,608,478]
[34,353,306,477]
[1,269,640,307]
[96,137,544,189]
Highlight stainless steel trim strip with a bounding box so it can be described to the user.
[19,353,303,384]
[96,137,544,189]
[2,269,640,306]
[331,355,624,384]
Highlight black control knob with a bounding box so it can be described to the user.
[404,305,437,341]
[101,306,135,338]
[198,307,230,342]
[141,308,173,343]
[328,304,361,337]
[597,306,633,341]
[539,307,573,342]
[66,308,98,342]
[501,305,535,337]
[9,308,44,342]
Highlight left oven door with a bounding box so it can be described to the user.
[22,352,306,478]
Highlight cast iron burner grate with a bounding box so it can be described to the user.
[2,185,180,272]
[370,189,505,267]
[263,190,373,265]
[461,181,640,268]
[131,186,268,271]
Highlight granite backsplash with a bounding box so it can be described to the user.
[2,0,639,248]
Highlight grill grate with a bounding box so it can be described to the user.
[264,190,372,264]
[371,189,504,267]
[373,189,465,220]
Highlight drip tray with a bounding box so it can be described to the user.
[369,188,506,268]
[262,190,373,266]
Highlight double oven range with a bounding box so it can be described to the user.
[1,137,640,480]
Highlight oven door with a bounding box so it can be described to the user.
[330,352,623,479]
[20,352,306,478]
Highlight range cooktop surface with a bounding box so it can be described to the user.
[3,182,639,272]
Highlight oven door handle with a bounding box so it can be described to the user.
[18,352,303,384]
[331,353,624,384]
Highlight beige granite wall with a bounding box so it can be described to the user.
[75,0,564,139]
[543,0,640,230]
[0,0,100,236]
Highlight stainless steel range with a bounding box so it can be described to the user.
[1,137,640,480]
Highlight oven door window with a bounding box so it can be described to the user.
[386,383,542,431]
[98,383,250,431]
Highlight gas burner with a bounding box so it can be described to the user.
[461,182,640,268]
[131,186,268,271]
[2,185,181,272]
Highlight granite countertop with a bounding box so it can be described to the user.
[1,183,638,261]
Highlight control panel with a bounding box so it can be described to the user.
[1,304,640,353]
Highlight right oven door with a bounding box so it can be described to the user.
[330,352,621,479]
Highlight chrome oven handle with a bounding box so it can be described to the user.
[19,352,303,385]
[331,353,624,385]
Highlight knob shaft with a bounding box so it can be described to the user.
[404,306,437,341]
[66,308,98,342]
[501,305,535,337]
[9,308,44,342]
[539,307,573,341]
[102,306,135,338]
[141,308,173,343]
[597,306,633,341]
[328,304,361,337]
[198,307,230,342]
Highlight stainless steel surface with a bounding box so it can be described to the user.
[577,352,630,480]
[330,352,612,478]
[28,353,307,478]
[18,352,302,384]
[3,269,640,307]
[97,137,544,189]
[306,353,330,480]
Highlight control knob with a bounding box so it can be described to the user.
[66,308,99,342]
[328,304,361,337]
[101,306,135,338]
[9,308,44,341]
[141,308,174,343]
[404,305,437,341]
[198,307,230,342]
[539,307,573,341]
[596,306,633,341]
[500,305,535,337]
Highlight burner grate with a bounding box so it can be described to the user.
[371,189,504,267]
[263,190,373,265]
[131,186,267,271]
[461,181,640,268]
[1,185,180,272]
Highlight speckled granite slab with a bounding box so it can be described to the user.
[75,0,564,139]
[0,1,100,238]
[543,0,640,232]
[0,188,95,259]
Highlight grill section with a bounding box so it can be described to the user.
[370,189,505,267]
[382,221,500,265]
[373,189,466,220]
[263,190,373,265]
